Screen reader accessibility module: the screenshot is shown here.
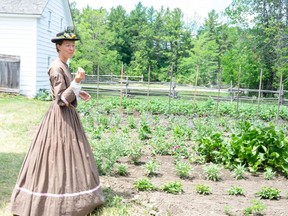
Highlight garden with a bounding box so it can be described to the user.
[1,94,288,215]
[78,96,288,215]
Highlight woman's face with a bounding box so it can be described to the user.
[57,40,75,60]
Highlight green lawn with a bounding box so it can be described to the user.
[0,94,128,216]
[0,93,50,215]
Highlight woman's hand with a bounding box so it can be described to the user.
[79,90,91,102]
[74,67,85,83]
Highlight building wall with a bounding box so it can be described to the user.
[36,0,74,94]
[0,16,37,97]
[0,0,73,97]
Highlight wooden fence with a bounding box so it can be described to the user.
[0,54,20,93]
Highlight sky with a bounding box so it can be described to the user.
[72,0,233,23]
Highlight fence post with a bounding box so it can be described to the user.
[277,70,283,121]
[147,65,151,111]
[216,68,222,116]
[236,66,241,117]
[257,68,263,116]
[120,62,124,112]
[193,64,199,102]
[96,65,100,108]
[168,64,173,114]
[125,75,128,97]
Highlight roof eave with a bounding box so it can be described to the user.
[0,13,41,18]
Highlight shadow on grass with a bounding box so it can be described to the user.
[0,152,25,206]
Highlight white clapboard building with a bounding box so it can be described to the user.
[0,0,74,97]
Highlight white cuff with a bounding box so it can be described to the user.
[71,80,81,101]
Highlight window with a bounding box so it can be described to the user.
[47,56,51,68]
[48,11,52,30]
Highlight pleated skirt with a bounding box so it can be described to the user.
[10,101,104,216]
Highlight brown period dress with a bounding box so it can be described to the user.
[10,58,104,216]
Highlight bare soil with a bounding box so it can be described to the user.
[101,154,288,216]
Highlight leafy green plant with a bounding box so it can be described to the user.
[172,124,192,140]
[162,181,183,194]
[35,88,51,101]
[92,140,121,175]
[256,186,281,200]
[127,143,143,164]
[144,159,160,176]
[227,186,245,196]
[134,178,155,191]
[224,206,234,216]
[127,116,137,129]
[116,164,128,176]
[138,118,152,140]
[99,115,110,129]
[195,184,212,195]
[150,136,173,155]
[229,121,288,176]
[232,164,246,180]
[204,163,221,181]
[263,167,276,180]
[244,199,266,216]
[194,132,228,164]
[175,161,192,178]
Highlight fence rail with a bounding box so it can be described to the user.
[81,75,286,105]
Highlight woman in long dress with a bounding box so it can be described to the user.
[10,27,104,216]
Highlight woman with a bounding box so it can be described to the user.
[10,27,104,216]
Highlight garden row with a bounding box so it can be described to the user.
[78,97,288,177]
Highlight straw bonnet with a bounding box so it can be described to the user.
[51,26,80,43]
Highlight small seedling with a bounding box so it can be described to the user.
[134,178,155,191]
[232,164,246,180]
[227,186,245,196]
[195,184,212,195]
[244,199,266,216]
[127,116,137,129]
[263,167,276,180]
[204,163,221,181]
[144,159,160,176]
[175,161,192,178]
[116,164,128,176]
[256,186,281,200]
[162,181,183,194]
[127,143,143,164]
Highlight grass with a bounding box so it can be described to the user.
[0,93,50,215]
[0,93,130,216]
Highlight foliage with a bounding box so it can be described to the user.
[204,163,221,181]
[194,131,228,164]
[127,142,143,164]
[175,161,192,179]
[229,121,288,176]
[138,117,152,140]
[35,89,51,101]
[227,186,245,196]
[127,116,137,129]
[232,164,246,180]
[256,187,281,200]
[263,167,276,180]
[162,181,183,194]
[195,184,212,195]
[116,164,128,176]
[134,178,155,191]
[244,199,266,216]
[144,159,160,176]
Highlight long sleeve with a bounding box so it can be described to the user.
[49,67,76,106]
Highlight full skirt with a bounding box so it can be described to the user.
[10,101,104,216]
